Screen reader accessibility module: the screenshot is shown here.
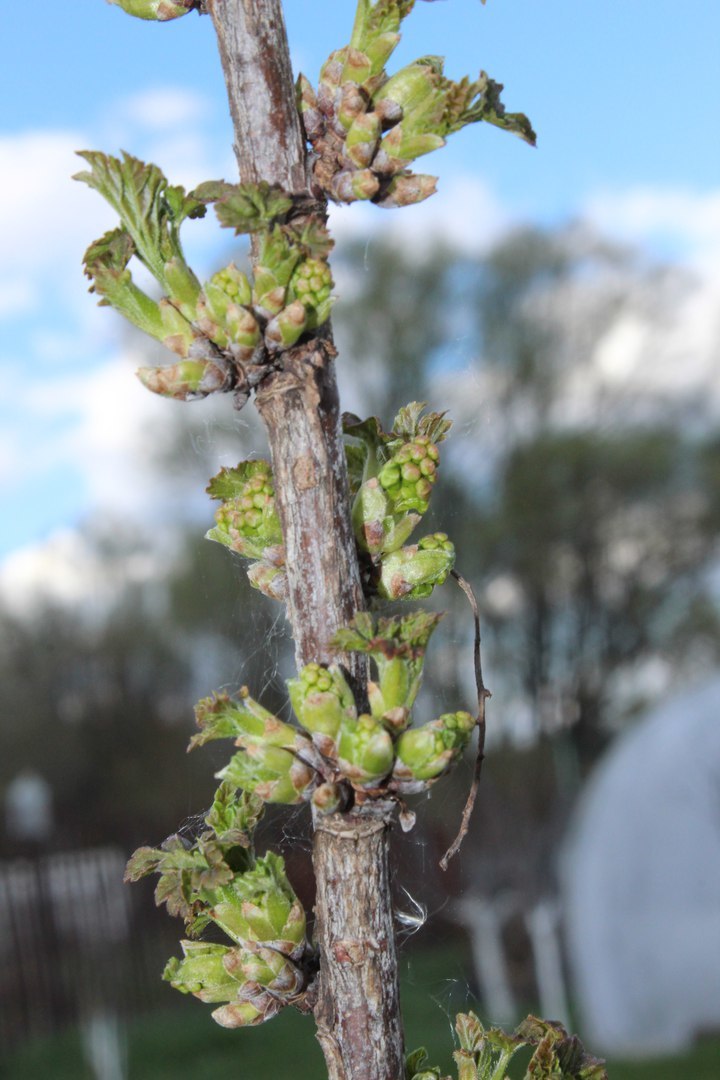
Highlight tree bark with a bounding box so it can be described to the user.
[206,3,405,1076]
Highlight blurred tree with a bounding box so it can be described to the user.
[476,428,720,772]
[0,525,282,856]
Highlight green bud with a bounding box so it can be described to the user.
[375,58,444,115]
[352,477,389,555]
[337,713,394,788]
[158,297,197,357]
[374,173,438,209]
[288,663,357,757]
[337,80,371,131]
[206,461,283,561]
[209,852,307,956]
[347,0,409,73]
[376,535,455,601]
[212,263,253,307]
[108,0,195,19]
[378,437,441,514]
[163,255,201,320]
[344,112,382,169]
[289,258,334,320]
[227,304,262,360]
[374,125,446,172]
[218,743,317,806]
[297,73,324,142]
[342,47,373,87]
[395,711,475,783]
[371,655,410,716]
[211,990,284,1029]
[224,943,304,997]
[265,300,308,352]
[246,561,288,602]
[319,49,345,92]
[163,941,243,1004]
[333,611,444,729]
[329,168,381,203]
[136,357,230,401]
[253,226,301,315]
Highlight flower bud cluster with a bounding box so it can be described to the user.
[298,0,535,209]
[206,461,287,603]
[126,747,312,1028]
[163,852,310,1029]
[76,155,334,407]
[346,402,455,602]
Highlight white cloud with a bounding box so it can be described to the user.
[0,130,114,306]
[0,527,165,619]
[584,186,720,270]
[112,87,210,132]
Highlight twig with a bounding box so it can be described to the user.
[440,569,490,871]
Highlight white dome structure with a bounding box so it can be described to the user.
[561,678,720,1054]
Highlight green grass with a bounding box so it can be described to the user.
[3,946,719,1079]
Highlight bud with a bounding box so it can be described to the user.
[136,357,230,401]
[336,80,370,132]
[333,611,444,730]
[311,782,346,816]
[374,173,438,209]
[378,436,440,513]
[329,168,380,204]
[373,126,446,173]
[394,711,475,783]
[341,47,373,88]
[287,663,357,758]
[252,226,300,317]
[206,461,283,562]
[196,266,254,349]
[108,0,196,22]
[163,940,243,1004]
[376,534,455,600]
[191,689,308,754]
[211,987,285,1029]
[289,258,334,326]
[163,255,201,320]
[218,743,317,806]
[337,714,394,788]
[224,942,304,997]
[343,112,382,169]
[212,263,254,307]
[208,852,307,957]
[374,58,445,116]
[297,73,324,142]
[351,476,421,557]
[246,561,288,602]
[265,300,308,352]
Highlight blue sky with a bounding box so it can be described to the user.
[1,0,719,598]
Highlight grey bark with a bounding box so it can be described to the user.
[206,2,405,1076]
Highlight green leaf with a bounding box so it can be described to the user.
[392,402,452,445]
[447,73,536,146]
[204,781,264,849]
[193,180,294,235]
[191,689,301,752]
[125,834,235,921]
[81,227,168,339]
[74,151,203,302]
